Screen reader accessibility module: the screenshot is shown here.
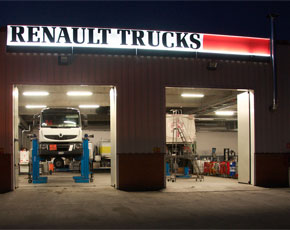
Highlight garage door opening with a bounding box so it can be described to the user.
[13,85,116,189]
[165,87,255,191]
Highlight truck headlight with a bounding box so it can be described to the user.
[40,144,48,150]
[75,143,82,149]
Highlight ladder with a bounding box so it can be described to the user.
[168,110,203,182]
[176,127,204,181]
[167,110,182,182]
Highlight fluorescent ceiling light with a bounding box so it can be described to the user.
[181,93,204,98]
[195,118,215,121]
[23,91,49,96]
[79,105,100,108]
[67,91,92,96]
[25,105,47,109]
[64,121,76,124]
[215,111,235,116]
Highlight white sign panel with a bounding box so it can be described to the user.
[7,25,203,52]
[6,25,270,56]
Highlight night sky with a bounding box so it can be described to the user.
[0,1,290,40]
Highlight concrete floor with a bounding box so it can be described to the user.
[0,172,289,229]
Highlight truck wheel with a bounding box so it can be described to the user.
[54,158,64,168]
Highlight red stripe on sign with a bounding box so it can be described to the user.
[203,34,270,55]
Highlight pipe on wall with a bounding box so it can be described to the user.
[268,13,279,111]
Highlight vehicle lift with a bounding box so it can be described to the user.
[28,136,47,184]
[28,134,94,184]
[73,134,94,183]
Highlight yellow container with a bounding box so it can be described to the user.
[100,141,111,158]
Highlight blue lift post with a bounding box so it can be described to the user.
[166,162,170,176]
[31,138,48,184]
[73,134,93,183]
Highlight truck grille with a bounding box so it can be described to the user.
[57,144,70,151]
[44,135,77,140]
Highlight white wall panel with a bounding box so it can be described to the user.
[110,87,117,187]
[196,132,237,156]
[237,91,254,184]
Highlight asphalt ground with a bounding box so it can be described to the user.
[0,173,289,229]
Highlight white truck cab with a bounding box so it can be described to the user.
[38,108,83,163]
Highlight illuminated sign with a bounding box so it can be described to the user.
[7,25,270,56]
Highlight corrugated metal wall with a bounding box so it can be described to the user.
[1,30,289,157]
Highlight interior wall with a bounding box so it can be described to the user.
[83,130,111,150]
[196,131,237,156]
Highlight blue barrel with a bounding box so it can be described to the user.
[230,161,236,177]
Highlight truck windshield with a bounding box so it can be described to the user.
[41,109,80,128]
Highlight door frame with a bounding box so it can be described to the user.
[12,85,19,190]
[164,86,255,184]
[12,84,118,189]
